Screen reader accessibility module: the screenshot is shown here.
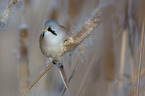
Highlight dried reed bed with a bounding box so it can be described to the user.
[0,0,145,96]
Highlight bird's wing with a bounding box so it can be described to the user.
[39,33,47,57]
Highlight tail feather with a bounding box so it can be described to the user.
[59,65,69,90]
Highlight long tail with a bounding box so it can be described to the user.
[23,63,54,96]
[58,65,69,90]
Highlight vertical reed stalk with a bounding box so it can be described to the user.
[136,21,144,96]
[0,0,23,29]
[19,25,30,96]
[68,0,76,19]
[118,29,128,96]
[76,52,98,96]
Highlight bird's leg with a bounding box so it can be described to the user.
[52,59,58,64]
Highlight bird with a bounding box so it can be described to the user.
[39,20,68,60]
[23,20,69,96]
[39,20,69,89]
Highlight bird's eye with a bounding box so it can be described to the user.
[47,27,57,36]
[47,27,52,32]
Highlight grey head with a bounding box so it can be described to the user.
[43,20,67,38]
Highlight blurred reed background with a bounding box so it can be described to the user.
[0,0,145,96]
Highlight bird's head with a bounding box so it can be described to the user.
[42,20,67,40]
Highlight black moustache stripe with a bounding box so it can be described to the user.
[48,27,57,36]
[51,31,57,36]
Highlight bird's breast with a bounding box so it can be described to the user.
[42,37,64,59]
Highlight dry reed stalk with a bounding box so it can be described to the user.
[101,0,127,83]
[107,82,113,96]
[127,68,145,96]
[68,0,76,19]
[19,25,30,95]
[0,0,23,29]
[118,29,128,96]
[127,0,136,85]
[8,0,20,8]
[136,21,144,96]
[50,8,57,21]
[101,40,115,81]
[76,52,98,96]
[101,15,115,82]
[23,63,54,96]
[64,8,102,52]
[118,2,128,93]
